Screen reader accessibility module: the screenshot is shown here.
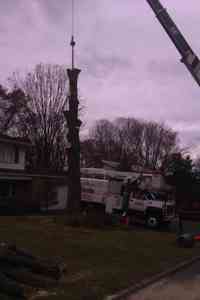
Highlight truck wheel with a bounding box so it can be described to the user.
[146,216,160,229]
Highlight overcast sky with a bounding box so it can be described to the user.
[0,0,200,155]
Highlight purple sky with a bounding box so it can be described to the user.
[1,0,200,155]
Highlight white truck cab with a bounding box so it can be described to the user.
[106,176,175,228]
[128,190,175,228]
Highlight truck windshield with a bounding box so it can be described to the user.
[151,192,167,201]
[144,192,164,201]
[144,192,156,201]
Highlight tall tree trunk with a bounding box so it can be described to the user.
[65,68,82,213]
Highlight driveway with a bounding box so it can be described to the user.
[128,260,200,300]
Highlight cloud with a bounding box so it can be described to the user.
[0,0,200,153]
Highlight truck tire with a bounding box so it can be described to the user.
[146,215,160,229]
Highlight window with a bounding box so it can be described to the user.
[0,182,13,198]
[14,147,19,163]
[144,191,155,201]
[152,192,167,202]
[0,145,15,164]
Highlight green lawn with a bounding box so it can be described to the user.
[0,216,199,300]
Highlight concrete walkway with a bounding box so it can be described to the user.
[128,260,200,300]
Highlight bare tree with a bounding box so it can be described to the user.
[84,117,178,171]
[1,64,69,171]
[142,122,178,169]
[0,85,9,130]
[114,118,145,170]
[89,119,117,162]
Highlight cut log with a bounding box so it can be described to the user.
[0,271,25,298]
[0,241,66,298]
[10,245,66,274]
[0,246,66,279]
[1,265,58,289]
[8,244,35,260]
[0,292,15,300]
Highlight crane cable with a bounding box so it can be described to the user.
[72,0,74,37]
[70,0,76,69]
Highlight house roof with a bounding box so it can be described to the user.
[0,134,31,147]
[0,168,68,182]
[102,160,120,169]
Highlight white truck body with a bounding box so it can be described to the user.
[81,177,109,205]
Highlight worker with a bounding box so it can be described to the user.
[178,213,183,235]
[121,178,132,217]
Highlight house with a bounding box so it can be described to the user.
[0,134,68,213]
[0,134,32,212]
[0,134,28,170]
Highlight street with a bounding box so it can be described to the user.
[128,260,200,300]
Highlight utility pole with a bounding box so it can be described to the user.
[64,24,82,212]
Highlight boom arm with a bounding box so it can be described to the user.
[146,0,200,86]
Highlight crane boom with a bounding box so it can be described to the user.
[146,0,200,86]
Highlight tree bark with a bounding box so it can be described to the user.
[65,68,82,213]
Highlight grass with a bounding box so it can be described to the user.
[0,216,199,300]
